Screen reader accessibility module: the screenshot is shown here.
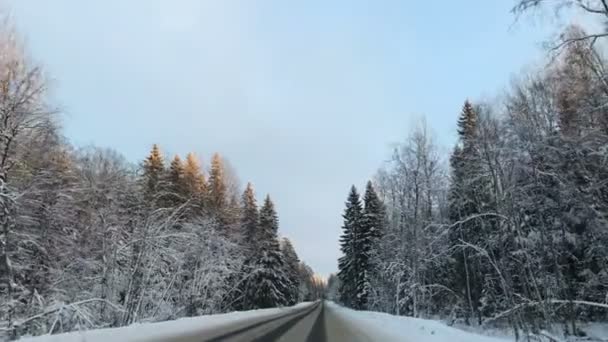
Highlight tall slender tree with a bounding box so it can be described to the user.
[361,180,385,309]
[166,155,185,206]
[337,185,363,309]
[183,153,207,201]
[208,153,227,212]
[281,238,301,305]
[241,182,259,248]
[241,195,290,309]
[447,101,488,325]
[362,181,384,244]
[141,144,165,206]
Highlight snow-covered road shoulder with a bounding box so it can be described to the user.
[325,302,508,342]
[17,302,314,342]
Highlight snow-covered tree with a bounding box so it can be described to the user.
[241,196,290,309]
[0,15,311,341]
[140,144,165,207]
[166,155,185,206]
[337,185,365,309]
[208,153,227,216]
[240,182,259,248]
[182,153,207,202]
[280,238,301,305]
[326,274,340,301]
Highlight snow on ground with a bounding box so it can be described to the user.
[579,322,608,340]
[17,301,608,342]
[326,302,509,342]
[448,318,608,341]
[17,302,313,342]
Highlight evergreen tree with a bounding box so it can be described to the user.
[280,237,301,305]
[241,182,259,248]
[209,153,227,212]
[362,181,384,244]
[166,155,185,206]
[165,154,208,221]
[183,153,207,201]
[226,183,261,311]
[448,102,480,324]
[447,101,493,325]
[241,195,289,309]
[141,144,166,206]
[361,180,385,309]
[457,100,477,143]
[337,185,363,309]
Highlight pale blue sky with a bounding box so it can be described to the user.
[8,1,558,276]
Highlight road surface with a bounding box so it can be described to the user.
[20,301,502,342]
[152,301,374,342]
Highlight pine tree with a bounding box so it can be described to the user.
[447,101,491,325]
[241,182,259,248]
[242,195,290,309]
[280,238,301,305]
[209,153,227,211]
[337,185,363,309]
[166,155,185,206]
[183,153,207,201]
[361,180,385,309]
[457,100,477,144]
[141,144,166,206]
[362,181,384,243]
[225,183,260,311]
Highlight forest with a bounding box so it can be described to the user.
[334,1,608,340]
[0,19,323,342]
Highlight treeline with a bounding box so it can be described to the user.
[0,23,320,340]
[335,22,608,340]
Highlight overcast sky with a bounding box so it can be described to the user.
[7,1,558,277]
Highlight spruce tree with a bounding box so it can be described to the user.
[227,183,260,311]
[447,101,489,325]
[242,195,289,309]
[361,180,385,309]
[362,181,384,242]
[241,182,259,248]
[183,153,207,201]
[337,185,363,309]
[457,100,477,144]
[280,238,302,305]
[209,153,227,211]
[141,144,165,206]
[166,155,185,206]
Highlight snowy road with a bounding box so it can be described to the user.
[20,302,509,342]
[189,301,324,341]
[149,301,378,342]
[146,302,505,342]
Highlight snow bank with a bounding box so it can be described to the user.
[326,302,509,342]
[577,322,608,341]
[18,302,313,342]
